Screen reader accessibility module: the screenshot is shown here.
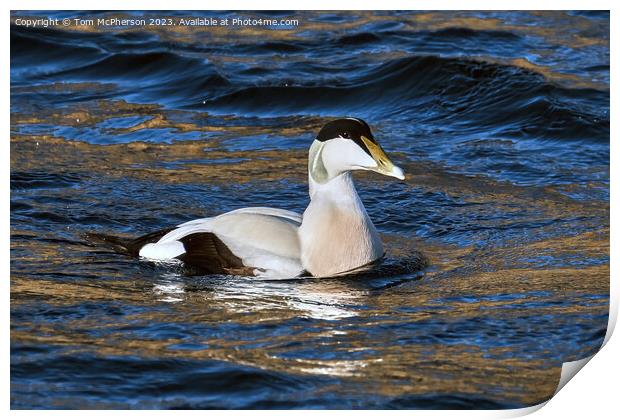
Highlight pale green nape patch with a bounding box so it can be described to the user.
[308,140,329,183]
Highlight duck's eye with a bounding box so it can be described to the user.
[342,132,350,139]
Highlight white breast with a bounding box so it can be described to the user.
[298,172,384,277]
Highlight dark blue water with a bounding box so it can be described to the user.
[11,10,609,409]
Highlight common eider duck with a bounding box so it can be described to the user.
[92,118,405,278]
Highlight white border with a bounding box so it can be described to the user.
[4,1,617,11]
[4,1,616,418]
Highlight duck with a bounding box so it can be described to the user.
[93,118,405,278]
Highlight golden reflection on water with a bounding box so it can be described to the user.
[10,10,609,408]
[10,268,568,405]
[11,201,608,406]
[10,10,608,90]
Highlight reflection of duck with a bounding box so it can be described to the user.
[211,278,366,320]
[93,118,404,278]
[150,255,426,320]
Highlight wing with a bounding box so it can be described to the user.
[138,207,304,277]
[221,207,302,224]
[177,232,254,275]
[175,207,302,229]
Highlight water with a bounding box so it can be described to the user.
[10,10,609,409]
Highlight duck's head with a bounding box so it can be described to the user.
[308,118,405,183]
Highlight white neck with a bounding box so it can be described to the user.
[299,172,384,277]
[309,170,359,203]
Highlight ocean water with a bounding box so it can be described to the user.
[10,10,609,409]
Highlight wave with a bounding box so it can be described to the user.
[11,171,83,190]
[11,25,609,141]
[200,55,608,141]
[43,51,228,106]
[11,25,229,105]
